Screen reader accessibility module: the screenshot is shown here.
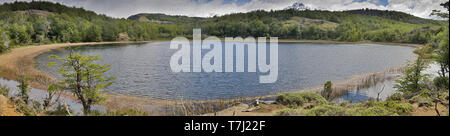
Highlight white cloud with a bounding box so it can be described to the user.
[0,0,447,19]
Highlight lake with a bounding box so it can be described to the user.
[34,42,416,101]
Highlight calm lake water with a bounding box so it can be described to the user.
[34,42,416,101]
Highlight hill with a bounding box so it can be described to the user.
[345,9,442,25]
[0,1,187,51]
[0,1,448,53]
[129,8,445,43]
[128,13,204,25]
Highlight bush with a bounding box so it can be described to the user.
[419,89,432,97]
[274,108,302,116]
[276,92,327,107]
[0,85,10,97]
[370,101,413,115]
[45,103,73,116]
[386,93,403,101]
[345,106,398,116]
[13,99,38,116]
[0,44,6,53]
[409,95,432,107]
[0,41,9,53]
[321,81,333,100]
[305,105,345,116]
[433,76,449,90]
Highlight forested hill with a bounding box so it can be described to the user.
[0,1,188,50]
[345,9,441,25]
[130,8,445,43]
[0,1,448,53]
[127,13,203,25]
[0,1,104,20]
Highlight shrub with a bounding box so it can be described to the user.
[433,76,449,90]
[274,108,302,116]
[0,85,10,97]
[345,106,397,116]
[386,93,403,101]
[13,99,38,116]
[276,92,327,107]
[410,95,432,107]
[305,105,345,116]
[321,81,333,100]
[45,103,73,116]
[419,89,432,97]
[0,41,9,53]
[375,101,413,115]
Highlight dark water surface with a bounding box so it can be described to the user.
[34,42,416,100]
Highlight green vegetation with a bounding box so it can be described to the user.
[321,81,333,100]
[0,85,10,97]
[0,1,187,52]
[48,52,115,114]
[1,1,448,116]
[276,92,328,107]
[16,74,31,105]
[274,92,414,116]
[274,108,303,116]
[394,55,430,96]
[0,1,447,54]
[391,1,449,116]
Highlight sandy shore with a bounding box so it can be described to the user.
[0,40,422,115]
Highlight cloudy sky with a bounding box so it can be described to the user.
[0,0,447,19]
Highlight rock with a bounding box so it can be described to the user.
[261,101,277,105]
[242,106,260,112]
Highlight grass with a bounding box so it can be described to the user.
[276,92,327,107]
[274,108,303,116]
[305,105,346,116]
[165,97,253,116]
[324,66,408,100]
[274,101,414,116]
[273,91,415,116]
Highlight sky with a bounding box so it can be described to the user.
[0,0,447,19]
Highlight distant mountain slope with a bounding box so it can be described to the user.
[0,1,447,51]
[0,1,102,20]
[127,13,204,25]
[345,9,442,25]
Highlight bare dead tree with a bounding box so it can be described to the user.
[377,84,386,102]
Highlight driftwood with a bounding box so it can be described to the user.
[64,102,72,116]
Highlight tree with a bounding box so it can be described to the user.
[394,55,430,96]
[0,31,9,53]
[84,25,102,42]
[431,2,449,19]
[49,52,115,114]
[434,28,449,79]
[42,83,62,111]
[16,74,31,105]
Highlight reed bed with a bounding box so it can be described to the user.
[163,97,262,116]
[325,66,407,100]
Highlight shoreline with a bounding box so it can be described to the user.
[0,40,422,115]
